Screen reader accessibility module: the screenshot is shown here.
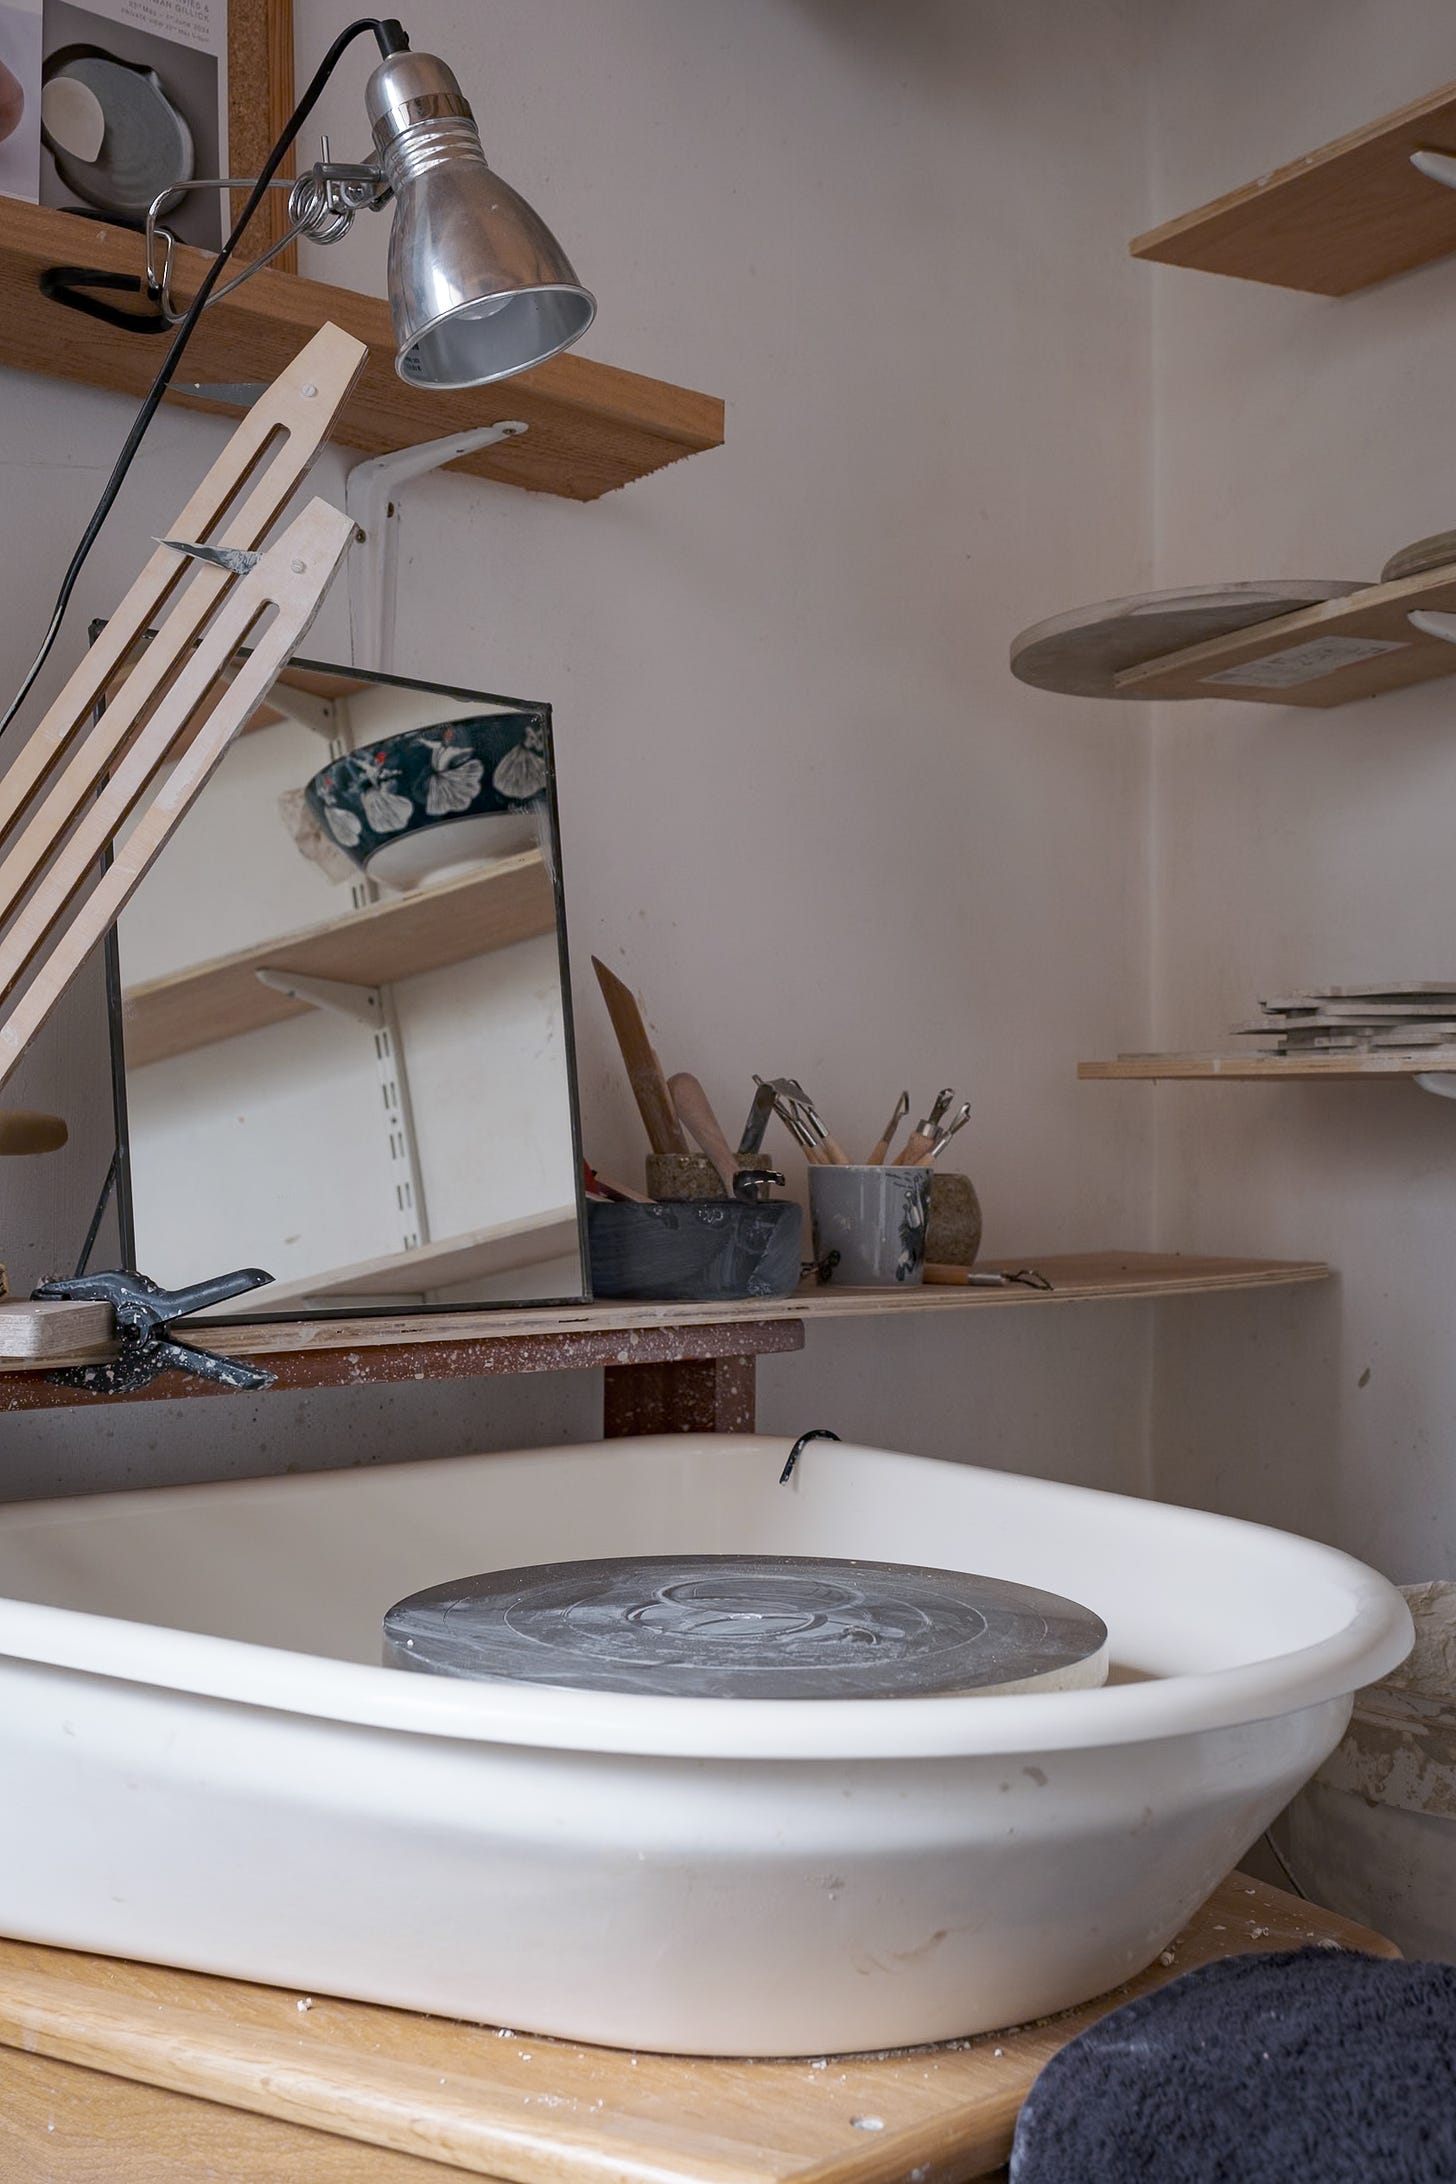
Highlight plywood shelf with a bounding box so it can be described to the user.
[0,202,723,500]
[123,851,556,1067]
[0,1254,1331,1409]
[1111,560,1456,707]
[1131,77,1456,294]
[1081,1052,1456,1081]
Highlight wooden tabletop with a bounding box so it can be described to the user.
[0,1874,1394,2183]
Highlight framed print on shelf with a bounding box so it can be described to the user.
[25,0,294,267]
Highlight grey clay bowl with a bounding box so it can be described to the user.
[587,1201,803,1302]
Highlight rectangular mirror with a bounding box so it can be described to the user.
[108,655,589,1319]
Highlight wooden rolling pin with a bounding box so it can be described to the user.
[0,1111,67,1155]
[668,1074,739,1194]
[591,959,690,1156]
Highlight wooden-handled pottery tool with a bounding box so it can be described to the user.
[737,1080,780,1159]
[911,1100,972,1165]
[0,1110,67,1155]
[925,1262,1053,1291]
[668,1073,740,1194]
[895,1087,956,1164]
[591,958,690,1157]
[777,1078,851,1165]
[866,1090,909,1165]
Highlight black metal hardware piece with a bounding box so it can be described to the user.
[35,1267,277,1394]
[779,1427,841,1485]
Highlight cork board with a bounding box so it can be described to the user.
[227,0,297,269]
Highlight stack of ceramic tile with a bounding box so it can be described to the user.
[1237,986,1456,1055]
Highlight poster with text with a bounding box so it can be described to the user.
[0,0,42,205]
[40,0,226,246]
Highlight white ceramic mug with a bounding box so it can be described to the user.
[808,1165,930,1286]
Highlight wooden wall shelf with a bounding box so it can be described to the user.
[1080,1053,1456,1081]
[1132,77,1456,294]
[0,203,723,501]
[123,851,556,1067]
[1112,561,1456,707]
[0,1254,1331,1412]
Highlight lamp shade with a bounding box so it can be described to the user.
[366,51,595,390]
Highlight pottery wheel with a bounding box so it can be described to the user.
[1010,581,1364,698]
[382,1554,1108,1699]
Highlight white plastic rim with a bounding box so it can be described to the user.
[0,1442,1411,1764]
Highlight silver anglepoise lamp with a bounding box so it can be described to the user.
[133,37,595,390]
[10,18,596,739]
[367,49,595,388]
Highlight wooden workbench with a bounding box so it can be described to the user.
[0,1874,1393,2182]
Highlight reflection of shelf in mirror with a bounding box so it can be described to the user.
[3,203,723,500]
[1080,1052,1456,1080]
[123,852,556,1068]
[242,1208,582,1310]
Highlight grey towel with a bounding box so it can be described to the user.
[1010,1948,1456,2182]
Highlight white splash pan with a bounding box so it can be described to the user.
[0,1435,1411,2055]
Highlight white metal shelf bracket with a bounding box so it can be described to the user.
[344,420,528,676]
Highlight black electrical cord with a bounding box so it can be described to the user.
[0,14,409,744]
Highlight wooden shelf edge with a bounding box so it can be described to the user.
[1111,560,1456,708]
[1131,77,1456,295]
[1080,1053,1456,1080]
[123,851,556,1067]
[0,1254,1332,1409]
[0,203,723,501]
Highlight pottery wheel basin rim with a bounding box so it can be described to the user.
[383,1552,1110,1699]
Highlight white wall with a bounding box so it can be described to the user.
[1143,2,1456,1578]
[0,0,1159,1495]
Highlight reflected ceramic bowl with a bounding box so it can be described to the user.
[305,712,549,892]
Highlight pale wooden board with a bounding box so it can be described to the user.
[0,501,356,1097]
[0,2045,456,2181]
[1080,1052,1456,1080]
[0,1299,114,1365]
[253,1208,582,1308]
[0,204,723,503]
[0,1257,1332,1392]
[1131,77,1456,294]
[1009,582,1362,697]
[1112,562,1456,706]
[0,1877,1397,2184]
[186,1254,1331,1362]
[122,852,557,1068]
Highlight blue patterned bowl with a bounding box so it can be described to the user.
[304,712,550,891]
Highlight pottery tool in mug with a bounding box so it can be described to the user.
[591,958,690,1157]
[756,1076,829,1164]
[777,1078,851,1165]
[866,1090,909,1165]
[895,1087,955,1164]
[913,1100,972,1165]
